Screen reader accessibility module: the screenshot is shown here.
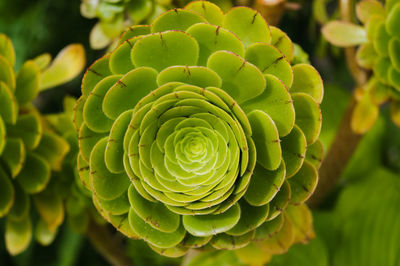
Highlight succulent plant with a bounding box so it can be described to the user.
[75,1,323,257]
[0,33,85,255]
[45,96,104,235]
[322,0,400,132]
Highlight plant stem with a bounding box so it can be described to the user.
[340,0,368,87]
[309,0,368,206]
[308,97,362,207]
[86,221,133,266]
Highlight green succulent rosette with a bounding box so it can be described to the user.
[0,33,85,255]
[76,1,323,257]
[322,0,400,131]
[354,0,400,131]
[81,0,233,49]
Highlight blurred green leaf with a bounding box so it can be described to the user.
[332,167,400,266]
[322,21,368,47]
[40,44,86,91]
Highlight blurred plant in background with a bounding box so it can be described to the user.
[0,33,85,255]
[322,0,400,132]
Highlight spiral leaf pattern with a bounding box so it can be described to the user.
[76,1,324,257]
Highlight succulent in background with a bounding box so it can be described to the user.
[80,0,172,49]
[80,0,234,50]
[75,1,323,258]
[0,33,85,255]
[322,0,400,133]
[45,96,104,236]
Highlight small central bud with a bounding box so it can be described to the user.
[189,138,204,154]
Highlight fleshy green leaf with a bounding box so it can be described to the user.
[256,214,294,255]
[131,31,199,72]
[8,184,30,220]
[290,64,324,104]
[281,125,307,178]
[128,185,180,233]
[40,44,85,90]
[245,43,293,89]
[207,50,265,104]
[33,188,64,231]
[35,219,57,246]
[270,26,294,62]
[223,7,271,48]
[157,66,222,88]
[90,137,130,200]
[235,243,272,265]
[0,81,18,124]
[182,203,241,236]
[285,204,314,244]
[16,153,50,194]
[386,3,400,38]
[292,93,322,145]
[118,25,151,45]
[5,215,32,255]
[247,110,281,170]
[254,214,284,241]
[0,167,14,217]
[0,33,16,66]
[97,191,130,215]
[128,207,186,248]
[89,22,113,50]
[288,160,318,205]
[242,74,294,137]
[7,112,42,150]
[210,231,255,250]
[389,38,400,72]
[373,21,390,56]
[83,75,122,132]
[227,199,269,236]
[0,55,16,91]
[149,244,189,258]
[356,0,385,24]
[105,110,133,173]
[184,1,224,26]
[102,67,158,119]
[374,57,391,83]
[356,43,377,69]
[2,138,25,177]
[351,94,379,134]
[186,23,245,66]
[109,41,136,75]
[34,132,70,171]
[245,162,285,206]
[152,9,206,33]
[322,21,368,47]
[82,54,112,96]
[305,139,324,169]
[126,0,153,23]
[267,181,291,221]
[32,53,52,71]
[15,60,40,105]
